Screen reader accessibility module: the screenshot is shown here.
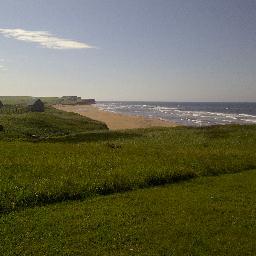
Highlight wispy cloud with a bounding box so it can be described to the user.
[0,28,95,50]
[0,59,7,72]
[0,65,7,72]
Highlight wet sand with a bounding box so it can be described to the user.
[54,105,177,130]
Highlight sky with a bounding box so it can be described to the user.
[0,0,255,101]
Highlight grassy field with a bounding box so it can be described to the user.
[1,106,256,254]
[1,170,256,255]
[0,96,34,105]
[0,120,256,213]
[0,96,92,105]
[0,96,61,105]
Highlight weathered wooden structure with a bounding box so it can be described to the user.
[28,99,45,112]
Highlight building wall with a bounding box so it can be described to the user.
[28,101,45,112]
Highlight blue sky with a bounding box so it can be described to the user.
[0,0,255,101]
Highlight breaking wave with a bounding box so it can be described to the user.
[96,102,256,126]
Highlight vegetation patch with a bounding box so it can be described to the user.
[1,170,256,255]
[0,107,108,140]
[0,122,256,213]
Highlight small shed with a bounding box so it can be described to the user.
[28,99,45,112]
[0,100,3,108]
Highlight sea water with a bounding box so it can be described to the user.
[96,102,256,126]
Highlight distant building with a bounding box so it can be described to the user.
[0,100,3,108]
[60,96,96,105]
[78,99,96,105]
[61,96,81,102]
[60,96,80,105]
[28,99,45,112]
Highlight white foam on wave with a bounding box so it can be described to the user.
[242,119,256,123]
[96,103,256,126]
[238,113,256,118]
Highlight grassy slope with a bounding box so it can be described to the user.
[1,170,256,255]
[0,107,108,140]
[0,125,256,212]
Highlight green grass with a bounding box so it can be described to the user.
[1,170,256,255]
[0,96,34,105]
[0,107,108,140]
[0,124,255,213]
[0,95,85,105]
[0,96,61,105]
[1,108,256,255]
[0,105,29,114]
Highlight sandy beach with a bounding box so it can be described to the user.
[54,105,177,130]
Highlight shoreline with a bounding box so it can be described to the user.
[54,104,177,130]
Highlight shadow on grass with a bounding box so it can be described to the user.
[144,171,197,187]
[1,166,256,215]
[0,171,197,215]
[40,130,143,143]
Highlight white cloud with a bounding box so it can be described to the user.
[0,28,95,50]
[0,59,7,71]
[0,65,7,72]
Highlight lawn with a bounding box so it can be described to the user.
[1,170,256,255]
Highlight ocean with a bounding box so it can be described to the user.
[96,102,256,126]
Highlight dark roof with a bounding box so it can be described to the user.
[28,98,44,106]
